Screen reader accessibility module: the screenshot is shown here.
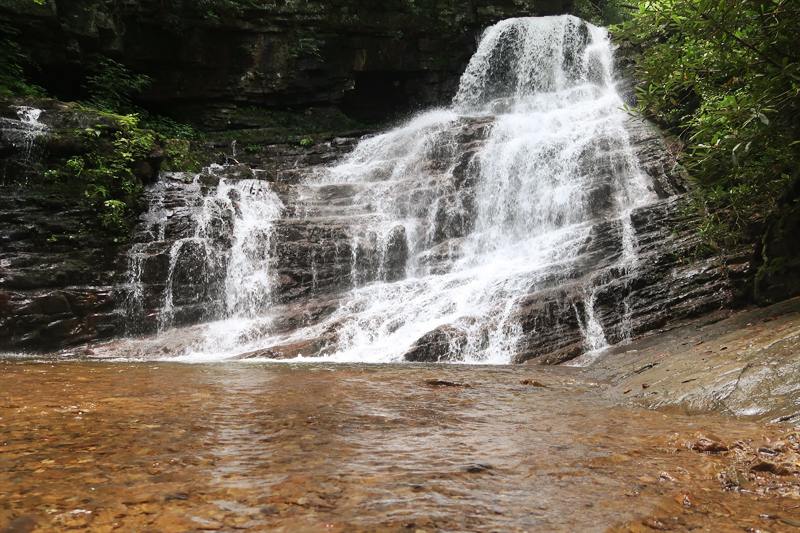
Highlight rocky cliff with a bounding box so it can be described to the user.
[0,96,752,358]
[3,0,572,127]
[0,8,791,362]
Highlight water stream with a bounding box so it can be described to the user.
[2,362,798,532]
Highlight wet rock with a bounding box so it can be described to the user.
[190,517,222,530]
[694,438,728,453]
[0,514,42,533]
[519,379,547,387]
[405,326,469,363]
[725,466,752,490]
[749,457,794,476]
[463,463,492,473]
[163,493,189,501]
[231,329,338,360]
[423,379,471,388]
[595,297,800,420]
[384,224,409,282]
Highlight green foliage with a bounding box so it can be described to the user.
[56,116,161,240]
[287,37,323,61]
[616,0,800,250]
[571,0,637,25]
[0,17,45,97]
[299,136,314,147]
[97,199,128,235]
[66,156,85,175]
[84,57,151,115]
[83,57,202,141]
[141,115,203,140]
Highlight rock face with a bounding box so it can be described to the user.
[3,0,573,127]
[0,104,752,357]
[0,187,123,349]
[0,100,164,349]
[96,110,747,363]
[0,13,777,362]
[592,296,800,422]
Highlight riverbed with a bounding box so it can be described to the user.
[2,361,799,532]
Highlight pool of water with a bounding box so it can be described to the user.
[1,361,799,532]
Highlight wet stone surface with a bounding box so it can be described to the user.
[1,362,799,532]
[590,296,800,422]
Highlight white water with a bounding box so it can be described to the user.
[11,107,47,165]
[120,169,283,335]
[152,15,656,364]
[0,107,48,184]
[112,16,656,364]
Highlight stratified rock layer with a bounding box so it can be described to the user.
[87,111,747,363]
[0,96,754,359]
[2,0,574,126]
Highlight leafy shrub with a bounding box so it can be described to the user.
[616,0,800,250]
[0,17,44,97]
[84,57,151,115]
[571,0,636,25]
[84,57,202,140]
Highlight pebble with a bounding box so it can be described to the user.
[191,517,222,530]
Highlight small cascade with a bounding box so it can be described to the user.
[618,210,640,343]
[218,179,284,317]
[572,287,609,364]
[120,15,662,365]
[119,169,283,335]
[0,106,49,184]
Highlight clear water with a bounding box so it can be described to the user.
[1,361,798,532]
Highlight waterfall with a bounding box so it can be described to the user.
[0,107,48,184]
[129,15,658,364]
[119,168,283,336]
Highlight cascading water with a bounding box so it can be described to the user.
[119,167,283,336]
[0,107,48,184]
[121,15,659,364]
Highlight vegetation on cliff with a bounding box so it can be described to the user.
[615,0,800,252]
[1,44,206,242]
[0,17,43,98]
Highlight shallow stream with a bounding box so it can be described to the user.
[2,361,799,532]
